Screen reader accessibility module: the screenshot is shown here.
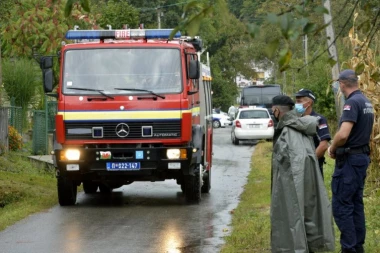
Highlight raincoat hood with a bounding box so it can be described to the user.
[277,110,317,136]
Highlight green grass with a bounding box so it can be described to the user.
[0,151,57,231]
[221,142,380,252]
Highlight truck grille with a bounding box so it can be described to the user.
[65,120,181,140]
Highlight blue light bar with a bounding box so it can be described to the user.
[65,29,181,40]
[66,30,114,40]
[145,29,181,39]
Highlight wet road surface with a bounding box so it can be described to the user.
[0,127,258,253]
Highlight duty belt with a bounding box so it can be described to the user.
[336,145,370,155]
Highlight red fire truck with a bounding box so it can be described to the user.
[40,28,213,205]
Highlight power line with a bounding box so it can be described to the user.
[295,0,361,72]
[139,1,191,12]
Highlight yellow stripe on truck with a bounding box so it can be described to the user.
[58,110,192,121]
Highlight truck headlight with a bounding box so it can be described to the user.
[65,149,80,161]
[166,149,187,159]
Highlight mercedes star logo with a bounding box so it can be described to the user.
[115,123,130,138]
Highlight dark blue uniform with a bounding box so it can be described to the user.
[310,111,331,178]
[332,90,374,252]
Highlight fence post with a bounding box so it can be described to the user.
[0,107,9,152]
[45,95,49,154]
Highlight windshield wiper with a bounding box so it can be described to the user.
[114,88,165,99]
[67,87,114,99]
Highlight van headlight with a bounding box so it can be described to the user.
[65,149,81,161]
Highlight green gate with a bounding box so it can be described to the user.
[32,97,57,155]
[32,110,46,155]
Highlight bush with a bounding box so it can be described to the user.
[8,125,22,151]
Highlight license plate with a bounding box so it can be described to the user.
[67,164,79,171]
[248,124,260,128]
[106,162,141,171]
[168,162,181,169]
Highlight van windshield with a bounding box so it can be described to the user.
[241,86,281,106]
[62,48,182,95]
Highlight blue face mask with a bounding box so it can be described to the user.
[295,103,306,114]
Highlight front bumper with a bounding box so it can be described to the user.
[55,147,195,180]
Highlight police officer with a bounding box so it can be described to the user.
[328,69,374,253]
[295,89,331,178]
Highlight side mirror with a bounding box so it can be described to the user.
[43,69,54,92]
[40,56,53,69]
[188,60,200,79]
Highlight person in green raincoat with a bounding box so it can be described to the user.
[270,95,335,253]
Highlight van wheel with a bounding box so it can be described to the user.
[57,177,77,206]
[213,120,221,128]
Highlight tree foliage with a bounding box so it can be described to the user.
[92,0,139,30]
[1,0,96,58]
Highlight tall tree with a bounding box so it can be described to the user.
[2,0,96,58]
[93,0,139,29]
[0,0,15,105]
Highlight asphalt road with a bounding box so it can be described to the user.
[0,126,257,253]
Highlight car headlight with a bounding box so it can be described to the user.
[65,149,81,161]
[166,149,187,159]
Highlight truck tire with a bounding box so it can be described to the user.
[184,164,201,203]
[83,181,98,194]
[99,183,112,193]
[57,177,77,206]
[201,169,211,193]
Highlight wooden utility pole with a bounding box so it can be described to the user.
[323,0,343,120]
[157,8,161,29]
[0,38,2,106]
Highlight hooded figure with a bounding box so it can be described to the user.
[271,95,335,253]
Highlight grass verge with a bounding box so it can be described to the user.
[221,141,380,252]
[0,151,56,231]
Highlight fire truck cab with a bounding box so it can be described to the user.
[40,28,213,205]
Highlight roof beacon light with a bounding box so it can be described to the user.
[65,29,181,40]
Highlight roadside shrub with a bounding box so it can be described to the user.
[0,186,25,208]
[8,125,22,151]
[0,143,6,155]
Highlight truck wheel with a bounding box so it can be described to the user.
[57,177,77,206]
[83,181,98,194]
[184,164,201,203]
[99,183,112,193]
[201,169,211,193]
[213,120,221,128]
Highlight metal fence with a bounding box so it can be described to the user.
[31,98,57,155]
[32,110,46,155]
[7,105,23,134]
[0,106,23,153]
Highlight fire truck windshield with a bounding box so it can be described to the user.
[63,48,182,95]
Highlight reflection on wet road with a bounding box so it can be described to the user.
[0,127,257,253]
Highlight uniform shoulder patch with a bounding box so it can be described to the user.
[343,105,351,111]
[319,123,327,129]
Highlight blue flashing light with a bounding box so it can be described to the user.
[65,30,115,40]
[65,29,181,41]
[145,29,181,39]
